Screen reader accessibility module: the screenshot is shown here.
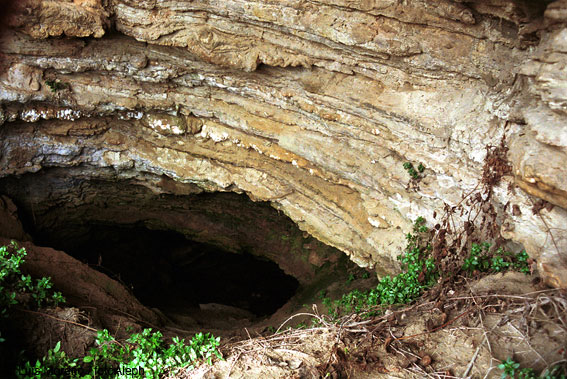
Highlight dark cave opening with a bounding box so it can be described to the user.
[0,170,351,324]
[34,224,300,317]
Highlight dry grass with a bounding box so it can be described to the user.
[178,280,567,379]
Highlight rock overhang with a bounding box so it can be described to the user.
[0,0,566,287]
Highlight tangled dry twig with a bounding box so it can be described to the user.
[180,284,566,378]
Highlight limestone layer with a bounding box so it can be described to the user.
[1,0,566,286]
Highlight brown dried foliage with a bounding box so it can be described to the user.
[430,137,514,285]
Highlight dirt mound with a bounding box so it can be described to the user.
[0,200,564,378]
[0,236,164,374]
[0,237,162,328]
[181,272,566,378]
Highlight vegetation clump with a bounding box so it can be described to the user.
[0,242,222,378]
[462,242,531,274]
[322,217,437,318]
[17,328,222,379]
[499,357,565,379]
[403,162,425,180]
[0,242,65,343]
[44,80,68,93]
[321,217,533,320]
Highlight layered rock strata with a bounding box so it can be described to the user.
[1,0,566,286]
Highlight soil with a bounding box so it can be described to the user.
[1,237,566,378]
[180,272,566,379]
[0,199,565,378]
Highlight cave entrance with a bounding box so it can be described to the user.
[35,223,299,318]
[0,169,356,330]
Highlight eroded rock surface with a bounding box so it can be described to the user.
[1,0,566,286]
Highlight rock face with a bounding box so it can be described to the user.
[0,0,566,287]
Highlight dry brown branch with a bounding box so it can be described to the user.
[527,195,561,255]
[463,336,485,377]
[16,307,98,332]
[393,307,473,342]
[183,279,566,378]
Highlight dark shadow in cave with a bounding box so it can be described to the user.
[36,224,299,318]
[0,170,350,322]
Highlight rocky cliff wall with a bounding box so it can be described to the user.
[0,0,566,287]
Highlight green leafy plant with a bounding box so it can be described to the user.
[513,251,531,274]
[82,329,125,376]
[543,366,567,379]
[373,216,437,305]
[2,241,220,378]
[462,242,491,272]
[322,217,438,319]
[18,328,223,379]
[498,358,565,379]
[87,329,222,377]
[462,243,530,275]
[403,162,425,180]
[0,242,65,316]
[499,358,522,379]
[17,341,81,379]
[0,242,59,348]
[321,216,534,321]
[44,80,68,93]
